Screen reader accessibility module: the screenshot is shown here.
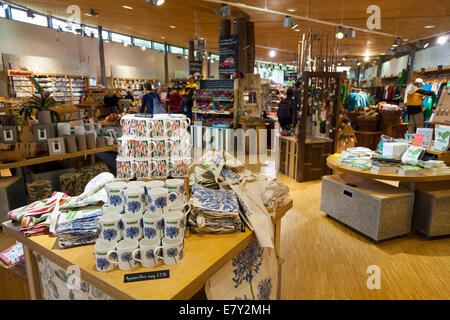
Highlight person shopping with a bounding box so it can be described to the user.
[168,89,184,114]
[104,89,120,115]
[406,78,435,133]
[277,88,295,135]
[140,82,165,115]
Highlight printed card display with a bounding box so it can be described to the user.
[401,145,425,165]
[412,134,424,147]
[415,128,433,148]
[433,125,450,151]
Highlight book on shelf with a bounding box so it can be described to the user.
[370,165,398,174]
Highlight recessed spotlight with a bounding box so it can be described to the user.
[403,39,409,42]
[364,56,370,62]
[286,8,297,12]
[156,0,165,5]
[424,25,435,29]
[123,5,133,10]
[169,25,176,29]
[161,36,165,39]
[294,28,301,32]
[392,44,398,47]
[336,26,345,39]
[269,50,276,57]
[437,35,448,45]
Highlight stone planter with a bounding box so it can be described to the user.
[37,110,52,125]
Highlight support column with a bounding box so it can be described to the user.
[98,26,107,87]
[164,42,169,84]
[376,55,385,78]
[407,48,416,83]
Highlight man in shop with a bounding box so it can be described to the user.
[124,90,135,102]
[277,88,295,135]
[182,89,194,121]
[103,89,120,115]
[406,78,435,133]
[140,82,164,114]
[168,89,184,114]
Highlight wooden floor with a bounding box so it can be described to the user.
[276,174,450,300]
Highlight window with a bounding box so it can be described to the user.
[11,8,48,27]
[0,8,5,18]
[84,26,98,38]
[184,48,189,56]
[89,78,97,87]
[153,42,165,52]
[211,54,219,61]
[135,38,152,49]
[111,32,131,45]
[169,46,184,55]
[52,18,80,34]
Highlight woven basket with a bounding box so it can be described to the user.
[357,115,379,131]
[379,109,403,125]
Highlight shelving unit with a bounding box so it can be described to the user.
[111,77,158,101]
[6,71,89,105]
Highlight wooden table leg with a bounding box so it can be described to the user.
[23,245,42,300]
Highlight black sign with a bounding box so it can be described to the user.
[124,270,170,283]
[189,61,203,76]
[438,65,443,72]
[421,68,425,74]
[219,34,238,75]
[199,79,234,90]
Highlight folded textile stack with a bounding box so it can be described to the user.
[188,184,241,234]
[189,166,220,189]
[8,192,70,236]
[54,206,103,249]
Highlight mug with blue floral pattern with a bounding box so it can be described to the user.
[132,238,162,268]
[124,187,146,215]
[122,213,143,241]
[163,210,188,240]
[95,240,117,272]
[165,179,186,208]
[106,238,139,271]
[143,212,165,241]
[154,237,184,266]
[147,187,178,216]
[97,212,123,243]
[105,182,127,212]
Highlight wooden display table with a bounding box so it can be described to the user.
[326,157,450,183]
[2,200,292,300]
[0,146,117,171]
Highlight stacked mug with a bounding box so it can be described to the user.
[117,114,192,180]
[95,179,190,272]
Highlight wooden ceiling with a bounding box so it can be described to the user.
[8,0,450,64]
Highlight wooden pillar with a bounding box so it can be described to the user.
[233,17,248,74]
[247,21,255,74]
[188,39,195,61]
[164,42,169,84]
[97,26,107,87]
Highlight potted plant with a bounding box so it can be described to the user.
[19,90,60,124]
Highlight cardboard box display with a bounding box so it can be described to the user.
[32,124,56,143]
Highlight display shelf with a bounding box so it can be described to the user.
[192,109,233,115]
[0,145,117,170]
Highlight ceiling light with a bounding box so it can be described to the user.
[357,62,361,66]
[286,8,297,12]
[123,5,133,10]
[169,25,176,29]
[141,46,146,51]
[364,56,370,62]
[392,44,398,47]
[291,22,299,29]
[335,26,345,39]
[424,42,429,48]
[269,50,276,58]
[156,0,165,5]
[87,9,99,17]
[161,36,165,39]
[346,28,356,38]
[424,25,435,29]
[294,28,301,32]
[394,37,403,46]
[342,57,346,61]
[403,39,409,42]
[437,35,448,45]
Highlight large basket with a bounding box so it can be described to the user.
[357,115,379,131]
[379,108,403,125]
[348,111,359,130]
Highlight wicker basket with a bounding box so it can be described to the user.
[357,115,379,131]
[379,108,403,126]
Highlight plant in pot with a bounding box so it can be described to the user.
[19,89,61,124]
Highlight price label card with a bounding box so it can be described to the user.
[124,270,170,283]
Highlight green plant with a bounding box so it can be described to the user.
[19,90,60,122]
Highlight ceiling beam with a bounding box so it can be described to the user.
[203,0,399,38]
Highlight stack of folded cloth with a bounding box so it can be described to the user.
[8,192,70,236]
[188,184,241,234]
[53,206,102,249]
[189,166,220,189]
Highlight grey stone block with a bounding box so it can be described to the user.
[0,176,27,223]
